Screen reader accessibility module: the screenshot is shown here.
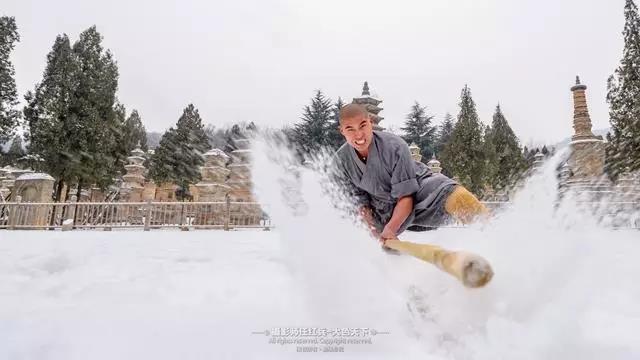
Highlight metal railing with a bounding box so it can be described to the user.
[0,199,270,230]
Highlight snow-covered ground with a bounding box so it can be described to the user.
[1,141,639,359]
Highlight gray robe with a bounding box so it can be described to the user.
[334,131,457,233]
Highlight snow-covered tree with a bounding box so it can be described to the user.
[0,16,20,143]
[24,27,120,200]
[606,0,640,177]
[435,113,455,156]
[484,105,525,191]
[401,102,437,161]
[148,104,210,200]
[293,90,333,155]
[327,97,345,149]
[441,85,485,195]
[122,109,148,152]
[69,26,120,193]
[23,34,78,201]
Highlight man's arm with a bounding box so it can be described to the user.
[359,206,378,237]
[380,195,413,240]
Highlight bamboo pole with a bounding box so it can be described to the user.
[384,239,494,288]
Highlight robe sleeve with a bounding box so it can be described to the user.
[390,142,420,199]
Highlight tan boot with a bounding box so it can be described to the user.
[444,185,489,224]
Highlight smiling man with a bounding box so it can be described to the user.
[333,104,488,245]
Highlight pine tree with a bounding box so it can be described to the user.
[327,97,345,149]
[24,27,120,200]
[148,104,210,200]
[122,109,148,152]
[482,124,498,189]
[23,34,79,201]
[441,85,485,195]
[484,105,525,191]
[606,0,640,177]
[401,102,437,161]
[108,103,130,177]
[0,16,20,143]
[541,145,549,156]
[69,26,120,191]
[293,90,333,155]
[435,113,455,156]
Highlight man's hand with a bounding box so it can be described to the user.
[379,225,398,247]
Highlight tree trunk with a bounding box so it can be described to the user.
[73,182,83,229]
[49,179,66,228]
[54,179,64,202]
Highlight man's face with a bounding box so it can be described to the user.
[340,114,373,154]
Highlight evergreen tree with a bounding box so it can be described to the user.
[435,113,455,156]
[25,27,120,200]
[441,85,485,195]
[122,109,148,152]
[109,103,129,177]
[148,104,210,200]
[0,16,20,143]
[69,26,119,191]
[401,102,437,161]
[484,105,525,191]
[482,124,498,189]
[541,145,549,156]
[5,134,25,165]
[23,34,79,201]
[606,0,640,177]
[293,90,333,155]
[327,97,345,149]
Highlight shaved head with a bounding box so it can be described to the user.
[339,103,369,125]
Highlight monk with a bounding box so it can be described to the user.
[333,104,488,245]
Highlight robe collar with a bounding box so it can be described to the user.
[349,132,379,174]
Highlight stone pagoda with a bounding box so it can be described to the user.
[408,143,422,162]
[193,149,232,225]
[227,138,254,202]
[227,138,262,224]
[195,149,231,202]
[120,147,147,202]
[427,154,442,174]
[533,151,546,170]
[352,81,384,129]
[567,76,605,179]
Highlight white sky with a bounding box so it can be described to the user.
[4,0,625,145]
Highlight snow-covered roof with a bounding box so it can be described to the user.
[205,149,230,159]
[16,173,54,181]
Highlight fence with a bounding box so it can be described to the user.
[0,199,270,230]
[0,200,638,230]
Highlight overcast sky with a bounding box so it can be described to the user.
[4,0,626,145]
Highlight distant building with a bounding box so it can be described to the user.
[352,81,384,129]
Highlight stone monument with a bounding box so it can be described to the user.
[11,173,55,228]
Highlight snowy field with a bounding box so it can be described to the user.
[1,141,639,359]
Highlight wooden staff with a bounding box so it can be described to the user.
[384,239,493,288]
